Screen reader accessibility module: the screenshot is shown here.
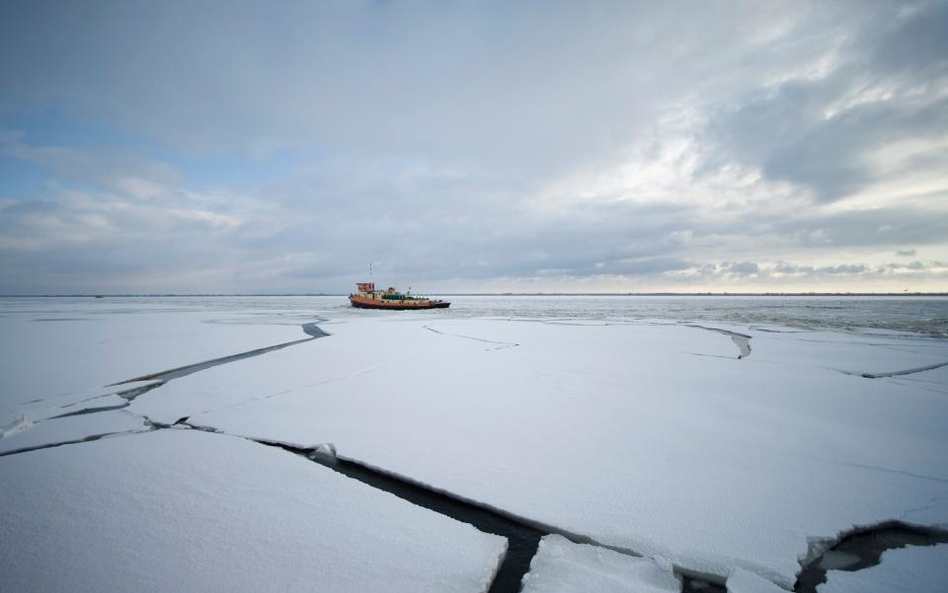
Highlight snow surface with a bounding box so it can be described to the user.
[817,544,948,593]
[882,364,948,395]
[746,328,948,376]
[3,297,947,592]
[519,534,680,593]
[1,380,160,428]
[726,569,788,593]
[0,429,507,593]
[0,298,313,416]
[0,410,145,455]
[145,316,948,588]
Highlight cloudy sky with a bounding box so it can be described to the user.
[1,1,947,294]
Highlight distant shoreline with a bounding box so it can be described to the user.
[3,292,947,298]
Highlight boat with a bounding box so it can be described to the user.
[349,283,450,310]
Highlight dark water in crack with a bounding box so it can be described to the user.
[49,403,130,418]
[115,333,320,384]
[794,522,948,593]
[48,383,165,419]
[682,577,726,593]
[333,458,545,593]
[253,439,546,593]
[0,431,117,457]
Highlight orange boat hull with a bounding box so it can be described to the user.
[349,295,450,310]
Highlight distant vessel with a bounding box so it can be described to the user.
[349,283,450,310]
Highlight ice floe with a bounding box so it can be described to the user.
[520,534,680,593]
[158,317,948,587]
[726,568,788,593]
[0,429,507,593]
[3,297,947,592]
[0,300,316,414]
[877,365,948,396]
[0,410,145,455]
[0,381,161,428]
[747,329,948,377]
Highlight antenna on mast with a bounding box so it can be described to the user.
[369,262,372,278]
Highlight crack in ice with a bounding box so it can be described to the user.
[794,521,948,593]
[422,323,520,351]
[114,332,324,384]
[0,424,149,457]
[850,360,948,379]
[1,323,328,447]
[163,421,739,593]
[682,324,753,359]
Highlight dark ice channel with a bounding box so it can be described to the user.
[794,521,948,593]
[248,438,546,593]
[115,322,327,384]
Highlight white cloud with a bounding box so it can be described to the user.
[1,1,947,293]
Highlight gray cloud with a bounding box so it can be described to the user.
[886,261,926,270]
[699,1,948,201]
[818,264,869,275]
[2,133,947,293]
[1,1,947,293]
[675,261,948,286]
[721,261,760,276]
[0,1,838,172]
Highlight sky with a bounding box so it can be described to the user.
[1,0,947,294]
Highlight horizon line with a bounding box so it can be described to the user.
[3,292,948,298]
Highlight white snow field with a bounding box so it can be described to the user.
[726,568,788,593]
[745,328,948,377]
[520,534,680,593]
[2,296,947,592]
[143,317,948,588]
[0,429,507,593]
[0,409,145,455]
[0,297,315,424]
[0,380,161,429]
[881,364,948,395]
[817,544,948,593]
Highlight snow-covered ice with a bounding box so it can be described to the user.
[0,410,145,455]
[0,298,314,418]
[881,364,948,395]
[726,568,788,593]
[0,429,507,593]
[3,296,947,592]
[151,317,948,587]
[1,380,160,428]
[817,544,948,593]
[0,380,159,458]
[519,534,680,593]
[746,328,948,377]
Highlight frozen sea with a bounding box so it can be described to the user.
[6,293,943,333]
[1,295,947,592]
